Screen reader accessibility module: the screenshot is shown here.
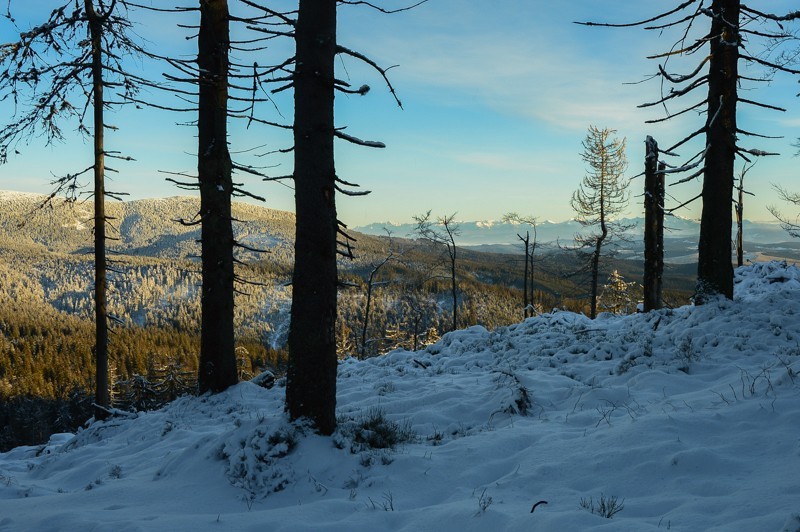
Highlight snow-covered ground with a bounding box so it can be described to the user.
[2,262,800,531]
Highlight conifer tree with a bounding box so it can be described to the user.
[570,126,632,319]
[0,0,142,418]
[579,2,800,301]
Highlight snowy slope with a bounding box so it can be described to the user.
[2,262,800,531]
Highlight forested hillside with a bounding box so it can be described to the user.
[0,191,695,449]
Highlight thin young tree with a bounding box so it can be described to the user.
[570,126,633,319]
[578,2,800,302]
[359,231,399,359]
[413,211,460,332]
[0,0,141,418]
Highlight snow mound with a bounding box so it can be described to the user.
[2,262,800,530]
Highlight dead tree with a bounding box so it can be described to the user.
[283,0,340,435]
[131,1,288,394]
[413,211,461,332]
[769,185,800,239]
[643,136,665,311]
[0,0,142,419]
[503,212,538,319]
[279,0,412,434]
[734,162,754,267]
[359,231,399,359]
[578,2,800,302]
[195,0,237,393]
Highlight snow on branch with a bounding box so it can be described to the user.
[739,6,800,23]
[659,55,711,83]
[334,130,386,148]
[336,44,403,108]
[638,76,708,109]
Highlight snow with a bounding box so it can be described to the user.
[2,262,800,531]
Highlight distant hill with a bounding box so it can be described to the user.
[0,191,296,261]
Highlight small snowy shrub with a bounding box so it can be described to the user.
[580,493,624,519]
[616,335,653,375]
[334,408,416,453]
[223,422,303,498]
[427,428,445,446]
[493,369,533,416]
[374,381,396,396]
[781,513,800,532]
[674,336,699,373]
[108,464,122,479]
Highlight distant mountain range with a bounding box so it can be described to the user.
[354,216,792,247]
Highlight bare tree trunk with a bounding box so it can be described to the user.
[197,0,237,393]
[286,0,338,435]
[518,231,529,320]
[360,271,376,359]
[643,136,664,311]
[529,238,536,314]
[589,238,602,319]
[86,0,109,419]
[697,0,739,301]
[736,172,744,267]
[449,249,457,330]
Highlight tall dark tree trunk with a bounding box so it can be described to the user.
[736,171,745,267]
[86,0,109,419]
[529,239,536,315]
[697,0,739,301]
[518,231,530,319]
[197,0,237,393]
[643,136,664,311]
[449,247,457,331]
[589,237,603,319]
[286,0,338,435]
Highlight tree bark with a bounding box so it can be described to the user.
[643,136,664,311]
[529,237,536,315]
[518,232,529,319]
[197,0,237,393]
[736,172,744,267]
[86,0,109,419]
[697,0,739,301]
[286,0,338,435]
[589,237,603,319]
[449,245,457,330]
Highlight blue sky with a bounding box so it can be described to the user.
[1,0,799,225]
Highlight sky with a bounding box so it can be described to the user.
[1,0,800,226]
[2,261,800,530]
